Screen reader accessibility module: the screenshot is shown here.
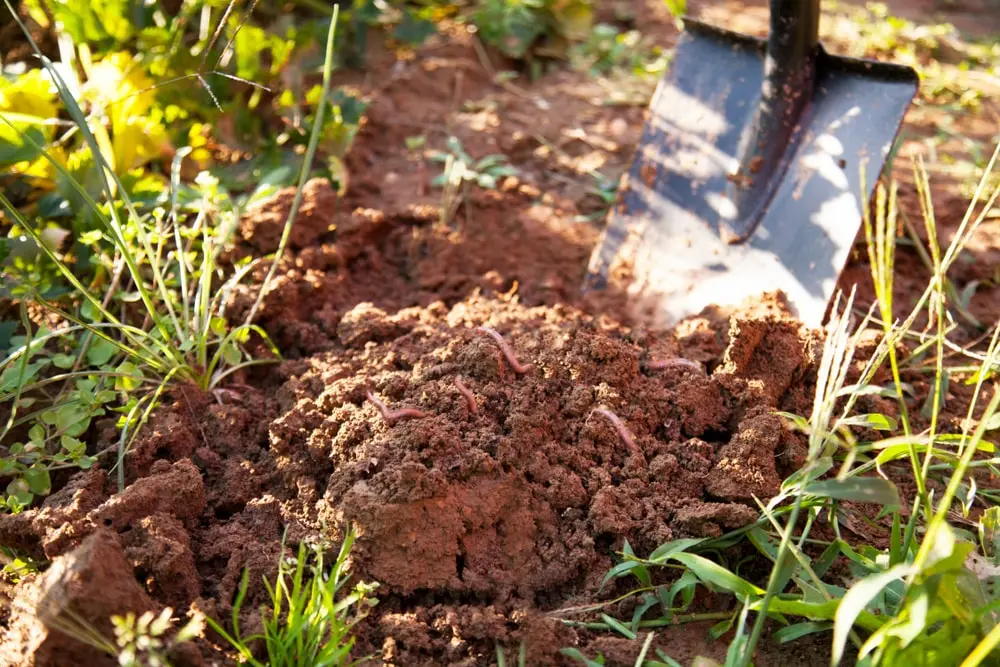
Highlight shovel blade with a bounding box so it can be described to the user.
[585,21,919,327]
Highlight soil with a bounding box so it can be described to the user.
[2,1,1000,666]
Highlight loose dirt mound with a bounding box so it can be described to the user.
[1,278,819,665]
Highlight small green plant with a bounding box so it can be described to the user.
[429,136,517,224]
[42,606,204,667]
[206,528,379,667]
[472,0,594,64]
[112,608,205,667]
[567,24,670,77]
[0,0,346,508]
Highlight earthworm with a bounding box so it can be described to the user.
[647,358,702,373]
[366,391,428,425]
[476,326,531,374]
[592,406,641,456]
[454,376,478,414]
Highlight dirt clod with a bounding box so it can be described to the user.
[0,530,153,667]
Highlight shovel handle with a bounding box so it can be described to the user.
[768,0,821,69]
[720,0,822,244]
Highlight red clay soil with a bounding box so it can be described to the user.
[2,2,999,665]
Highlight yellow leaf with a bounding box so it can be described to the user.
[553,0,593,42]
[116,118,170,173]
[0,69,58,120]
[85,52,156,119]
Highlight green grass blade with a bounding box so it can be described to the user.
[244,4,340,326]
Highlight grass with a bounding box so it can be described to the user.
[560,150,1000,665]
[205,528,379,667]
[3,0,1000,665]
[0,0,357,508]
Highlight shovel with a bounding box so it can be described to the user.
[583,0,919,327]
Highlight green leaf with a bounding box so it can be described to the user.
[804,477,900,507]
[61,435,84,455]
[23,465,51,496]
[663,0,688,19]
[669,552,764,599]
[52,353,76,369]
[28,424,44,443]
[5,478,33,507]
[559,648,605,666]
[773,621,833,644]
[393,10,437,45]
[221,341,242,367]
[985,412,1000,431]
[832,564,912,665]
[979,507,1000,564]
[54,403,90,435]
[600,613,636,640]
[78,229,103,245]
[920,372,950,420]
[115,361,143,391]
[648,537,704,564]
[839,413,898,431]
[86,337,117,367]
[601,559,650,589]
[210,316,228,337]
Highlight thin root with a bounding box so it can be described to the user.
[476,326,531,374]
[647,358,702,373]
[366,391,428,425]
[454,376,478,414]
[592,406,641,456]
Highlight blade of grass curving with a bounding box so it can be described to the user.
[0,305,36,443]
[8,18,191,350]
[913,155,948,489]
[940,142,1000,271]
[112,368,181,491]
[19,301,175,375]
[244,4,340,326]
[205,324,280,389]
[170,147,195,333]
[739,292,859,667]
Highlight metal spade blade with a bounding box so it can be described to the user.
[584,0,919,327]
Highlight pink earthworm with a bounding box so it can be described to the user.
[476,326,531,374]
[647,358,702,373]
[366,391,427,425]
[454,376,478,414]
[592,406,641,456]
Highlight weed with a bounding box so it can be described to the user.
[0,0,346,508]
[472,0,594,65]
[41,605,204,667]
[206,528,379,667]
[429,136,517,225]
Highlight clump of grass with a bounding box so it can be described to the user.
[0,1,344,507]
[557,143,1000,665]
[206,528,379,667]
